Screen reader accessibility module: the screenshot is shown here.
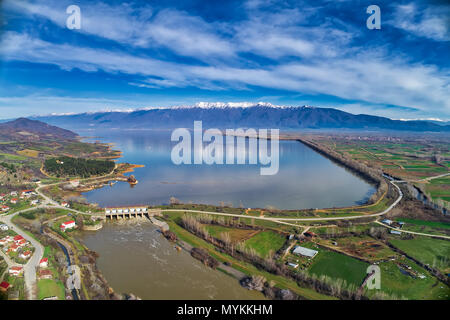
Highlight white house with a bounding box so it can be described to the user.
[19,251,32,260]
[39,258,49,268]
[9,266,23,276]
[0,224,8,231]
[60,220,76,232]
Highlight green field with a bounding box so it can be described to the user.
[307,249,369,286]
[37,279,65,300]
[376,260,449,300]
[396,218,450,230]
[244,230,286,258]
[389,236,450,274]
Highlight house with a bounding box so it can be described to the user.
[19,251,32,260]
[293,245,319,258]
[13,235,24,243]
[10,198,18,204]
[0,238,9,246]
[304,231,317,238]
[288,234,295,240]
[39,258,49,268]
[381,219,393,226]
[10,191,17,196]
[17,239,27,247]
[39,269,53,280]
[0,193,5,200]
[287,262,299,268]
[390,230,402,235]
[0,224,8,231]
[60,220,76,232]
[8,244,19,252]
[9,266,23,276]
[0,281,10,292]
[21,190,33,197]
[61,201,69,208]
[1,205,9,212]
[31,199,39,205]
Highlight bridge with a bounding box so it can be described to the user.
[104,206,161,219]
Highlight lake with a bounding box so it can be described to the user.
[76,129,376,300]
[82,130,376,210]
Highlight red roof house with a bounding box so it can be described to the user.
[0,281,10,291]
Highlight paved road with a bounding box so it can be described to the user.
[374,220,450,240]
[0,208,44,300]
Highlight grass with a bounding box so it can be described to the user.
[244,230,286,258]
[389,236,450,274]
[307,249,369,286]
[203,225,259,243]
[37,279,65,300]
[166,218,336,300]
[374,260,449,300]
[398,218,450,230]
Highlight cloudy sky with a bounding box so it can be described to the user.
[0,0,449,120]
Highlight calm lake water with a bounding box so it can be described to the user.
[83,130,376,210]
[77,129,375,300]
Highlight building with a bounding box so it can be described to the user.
[20,251,32,260]
[9,266,23,276]
[21,190,33,197]
[8,244,19,252]
[39,258,49,268]
[13,235,24,243]
[287,262,299,268]
[390,230,402,235]
[293,246,319,258]
[31,199,39,205]
[61,201,69,208]
[10,198,18,204]
[381,219,393,226]
[0,281,10,292]
[39,269,53,280]
[10,191,17,196]
[1,205,9,212]
[60,220,76,232]
[0,224,8,231]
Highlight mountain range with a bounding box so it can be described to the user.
[0,117,78,141]
[29,104,450,132]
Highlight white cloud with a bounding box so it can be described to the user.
[390,3,450,41]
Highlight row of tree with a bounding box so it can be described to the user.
[44,156,115,178]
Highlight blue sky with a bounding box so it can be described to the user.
[0,0,449,120]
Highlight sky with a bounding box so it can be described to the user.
[0,0,449,120]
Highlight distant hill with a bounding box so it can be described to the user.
[0,118,78,140]
[31,104,450,132]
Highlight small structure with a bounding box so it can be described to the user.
[39,269,53,280]
[39,258,49,268]
[1,205,9,212]
[13,235,24,244]
[9,266,23,276]
[21,190,33,197]
[61,201,69,208]
[287,262,299,268]
[10,198,18,204]
[0,224,8,231]
[31,199,39,205]
[304,231,317,238]
[0,281,10,292]
[381,219,393,226]
[293,245,318,258]
[60,220,76,232]
[288,234,295,240]
[20,251,32,260]
[10,191,17,196]
[390,230,401,235]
